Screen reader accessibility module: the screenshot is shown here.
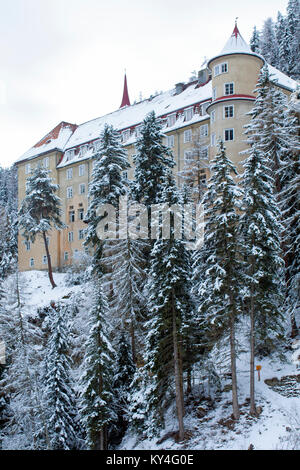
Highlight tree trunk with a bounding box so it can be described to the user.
[172,291,185,441]
[229,311,240,420]
[42,231,56,288]
[249,293,256,416]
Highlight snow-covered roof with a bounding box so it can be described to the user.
[64,81,212,151]
[208,24,264,68]
[268,64,298,91]
[16,122,77,163]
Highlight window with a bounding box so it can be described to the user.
[199,170,207,185]
[80,145,88,157]
[65,149,75,161]
[78,229,84,240]
[30,258,34,267]
[93,140,101,152]
[43,157,49,168]
[78,208,84,221]
[224,105,234,118]
[79,183,86,195]
[212,87,217,100]
[135,125,143,138]
[122,171,128,180]
[200,124,208,138]
[64,251,69,261]
[69,210,75,223]
[68,232,74,242]
[200,146,209,160]
[67,187,73,199]
[46,237,50,246]
[79,164,86,176]
[167,135,175,148]
[211,110,216,123]
[184,150,193,164]
[66,168,73,179]
[167,113,176,127]
[184,107,193,121]
[211,133,216,146]
[42,255,47,265]
[183,129,192,143]
[200,102,209,116]
[122,130,130,142]
[25,163,31,175]
[25,241,31,251]
[224,82,234,95]
[224,128,234,141]
[214,62,228,76]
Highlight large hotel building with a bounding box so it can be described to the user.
[15,25,297,272]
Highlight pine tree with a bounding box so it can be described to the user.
[278,101,300,337]
[132,111,175,207]
[80,285,116,450]
[18,167,64,288]
[44,302,79,450]
[285,0,300,79]
[240,144,284,414]
[250,26,260,53]
[84,124,130,275]
[260,18,280,67]
[144,171,194,440]
[196,140,243,420]
[110,332,135,446]
[102,233,147,363]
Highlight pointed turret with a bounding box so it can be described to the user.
[221,21,252,55]
[120,73,131,108]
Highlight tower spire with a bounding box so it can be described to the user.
[232,18,240,39]
[120,72,131,108]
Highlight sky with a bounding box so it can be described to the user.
[0,0,290,167]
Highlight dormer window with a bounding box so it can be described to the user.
[135,125,143,138]
[184,107,194,121]
[65,149,75,161]
[80,145,88,157]
[93,140,101,152]
[167,113,176,127]
[122,129,130,142]
[200,102,209,116]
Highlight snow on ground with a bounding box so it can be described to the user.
[13,271,300,450]
[18,270,81,309]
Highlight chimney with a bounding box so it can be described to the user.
[198,68,209,85]
[175,82,184,95]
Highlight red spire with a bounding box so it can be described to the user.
[120,73,131,108]
[232,19,240,39]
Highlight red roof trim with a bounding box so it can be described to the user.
[214,94,255,102]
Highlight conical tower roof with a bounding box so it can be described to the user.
[120,73,131,108]
[207,22,264,69]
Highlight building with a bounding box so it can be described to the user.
[15,24,297,272]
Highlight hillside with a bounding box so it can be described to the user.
[1,270,299,451]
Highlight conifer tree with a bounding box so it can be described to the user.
[285,0,300,79]
[196,140,243,421]
[110,332,135,446]
[44,302,79,450]
[132,111,175,207]
[80,285,116,450]
[260,18,279,67]
[250,26,260,53]
[240,144,284,415]
[144,171,194,440]
[84,124,130,275]
[18,167,64,288]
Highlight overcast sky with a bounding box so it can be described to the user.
[0,0,289,167]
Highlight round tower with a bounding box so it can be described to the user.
[207,23,264,167]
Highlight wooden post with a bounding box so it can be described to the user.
[256,365,262,382]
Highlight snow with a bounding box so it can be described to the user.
[268,64,298,91]
[221,29,253,55]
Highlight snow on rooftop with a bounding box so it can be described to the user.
[221,24,252,55]
[268,64,298,91]
[64,81,212,150]
[16,122,77,163]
